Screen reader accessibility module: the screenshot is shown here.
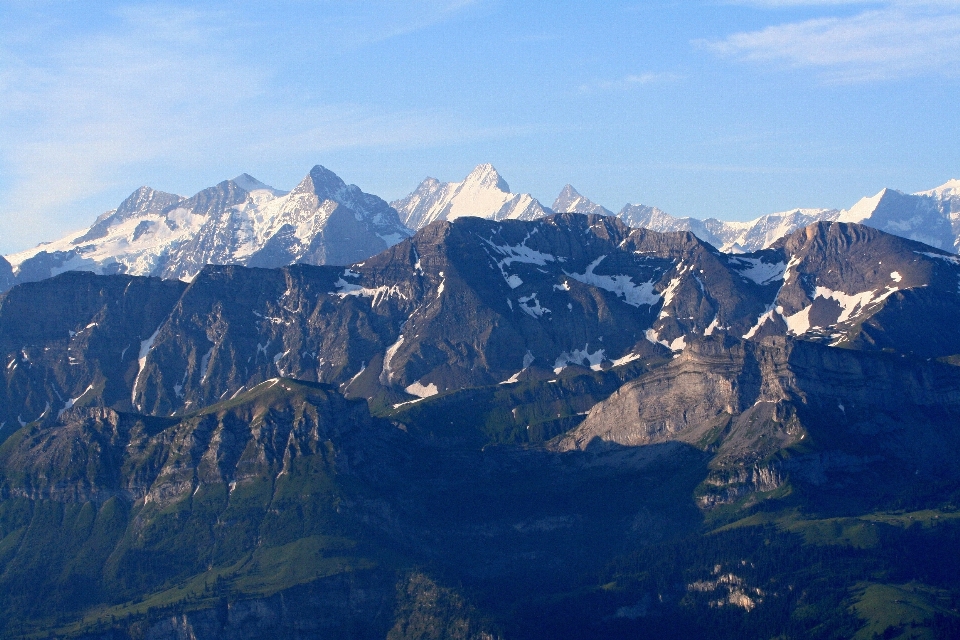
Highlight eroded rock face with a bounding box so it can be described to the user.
[558,335,960,484]
[0,380,382,509]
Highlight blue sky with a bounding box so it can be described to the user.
[1,0,959,254]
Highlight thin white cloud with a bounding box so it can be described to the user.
[703,1,960,82]
[0,2,492,253]
[726,1,880,6]
[579,72,684,93]
[300,0,484,48]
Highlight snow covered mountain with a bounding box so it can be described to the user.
[4,166,411,285]
[549,184,840,253]
[552,184,613,217]
[837,181,960,252]
[570,180,959,254]
[391,163,550,229]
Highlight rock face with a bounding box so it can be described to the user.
[559,334,960,505]
[6,215,960,430]
[0,272,187,429]
[561,335,960,456]
[3,166,411,287]
[0,379,384,508]
[390,163,550,230]
[0,256,13,293]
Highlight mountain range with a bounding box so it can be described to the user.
[5,163,960,637]
[4,163,959,296]
[3,166,411,286]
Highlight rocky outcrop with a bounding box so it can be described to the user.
[0,379,385,508]
[558,335,960,502]
[0,256,13,293]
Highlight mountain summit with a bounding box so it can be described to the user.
[390,163,550,229]
[4,166,411,287]
[552,184,613,217]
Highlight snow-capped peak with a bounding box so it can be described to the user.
[231,173,286,196]
[553,185,612,216]
[463,163,510,193]
[3,165,411,286]
[837,188,890,224]
[391,163,549,229]
[291,165,350,200]
[915,179,960,199]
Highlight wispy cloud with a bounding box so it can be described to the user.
[0,2,491,253]
[724,1,880,6]
[291,0,484,48]
[578,72,684,93]
[702,1,960,82]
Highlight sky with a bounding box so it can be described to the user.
[1,0,959,254]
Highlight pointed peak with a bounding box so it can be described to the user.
[291,165,349,199]
[558,184,581,199]
[310,165,348,192]
[413,176,441,192]
[463,163,510,193]
[553,184,612,216]
[232,173,270,192]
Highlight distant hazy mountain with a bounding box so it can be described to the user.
[552,184,613,217]
[610,181,960,254]
[391,163,550,229]
[837,180,960,252]
[4,166,411,286]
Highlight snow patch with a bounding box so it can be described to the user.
[704,316,721,336]
[132,326,162,407]
[815,285,899,324]
[377,232,405,246]
[484,233,557,268]
[405,380,439,398]
[553,345,605,373]
[335,280,407,305]
[505,274,523,288]
[380,335,405,385]
[500,350,536,385]
[58,384,94,419]
[730,257,787,285]
[611,352,642,367]
[742,306,777,340]
[917,251,960,265]
[199,347,214,383]
[564,256,660,308]
[779,305,811,335]
[518,293,550,318]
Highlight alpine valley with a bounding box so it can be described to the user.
[3,166,960,639]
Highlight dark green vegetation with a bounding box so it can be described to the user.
[0,361,957,639]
